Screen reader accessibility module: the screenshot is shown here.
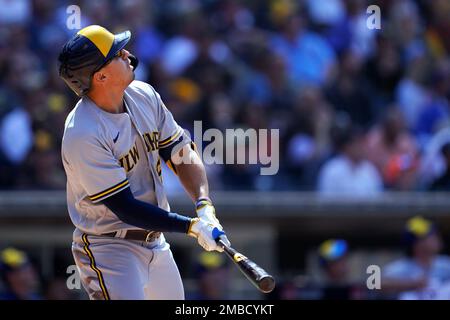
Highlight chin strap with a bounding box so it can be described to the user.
[129,54,139,71]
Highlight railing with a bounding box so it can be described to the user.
[1,191,450,217]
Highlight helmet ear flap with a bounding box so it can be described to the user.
[129,54,139,70]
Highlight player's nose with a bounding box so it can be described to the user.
[121,49,131,60]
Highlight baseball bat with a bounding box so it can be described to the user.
[217,239,275,293]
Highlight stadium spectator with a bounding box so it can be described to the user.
[188,252,231,300]
[325,50,374,127]
[424,0,450,57]
[0,89,33,189]
[270,13,337,88]
[415,59,450,147]
[395,54,430,131]
[429,142,450,191]
[364,35,403,115]
[286,86,333,189]
[419,127,450,189]
[298,239,370,300]
[317,115,383,196]
[0,247,42,300]
[366,107,419,190]
[0,0,30,25]
[382,216,450,300]
[317,239,371,299]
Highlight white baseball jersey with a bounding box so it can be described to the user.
[61,80,190,236]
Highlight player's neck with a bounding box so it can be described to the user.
[88,89,125,114]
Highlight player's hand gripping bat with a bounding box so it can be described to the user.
[216,238,275,293]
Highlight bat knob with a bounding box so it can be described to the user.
[259,275,276,293]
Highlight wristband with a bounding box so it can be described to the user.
[196,197,212,209]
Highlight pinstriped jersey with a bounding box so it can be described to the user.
[61,80,190,235]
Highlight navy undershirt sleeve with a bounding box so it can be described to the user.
[158,134,184,162]
[102,187,192,233]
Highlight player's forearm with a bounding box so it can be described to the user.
[173,145,210,202]
[102,187,192,233]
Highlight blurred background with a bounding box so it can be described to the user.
[1,0,450,300]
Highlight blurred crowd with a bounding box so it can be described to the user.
[0,0,450,193]
[269,216,450,300]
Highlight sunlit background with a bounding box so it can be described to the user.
[0,0,450,300]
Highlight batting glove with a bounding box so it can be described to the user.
[195,197,231,247]
[188,218,228,252]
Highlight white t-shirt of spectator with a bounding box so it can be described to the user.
[317,155,383,196]
[0,107,33,164]
[383,256,450,300]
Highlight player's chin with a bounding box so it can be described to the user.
[125,69,135,85]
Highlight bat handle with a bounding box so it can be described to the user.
[216,238,227,248]
[217,238,235,256]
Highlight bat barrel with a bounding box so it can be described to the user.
[217,239,276,293]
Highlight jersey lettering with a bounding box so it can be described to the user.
[143,131,159,152]
[118,132,162,173]
[119,142,140,172]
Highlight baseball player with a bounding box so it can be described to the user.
[58,25,230,300]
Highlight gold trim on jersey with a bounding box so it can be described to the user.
[165,159,178,175]
[190,141,199,155]
[88,179,129,202]
[164,141,199,176]
[159,129,183,148]
[82,234,110,300]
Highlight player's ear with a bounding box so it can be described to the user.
[92,71,107,84]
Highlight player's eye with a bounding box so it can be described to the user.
[92,50,124,74]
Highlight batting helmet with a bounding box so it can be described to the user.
[58,25,138,96]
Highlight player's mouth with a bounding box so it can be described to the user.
[127,59,133,70]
